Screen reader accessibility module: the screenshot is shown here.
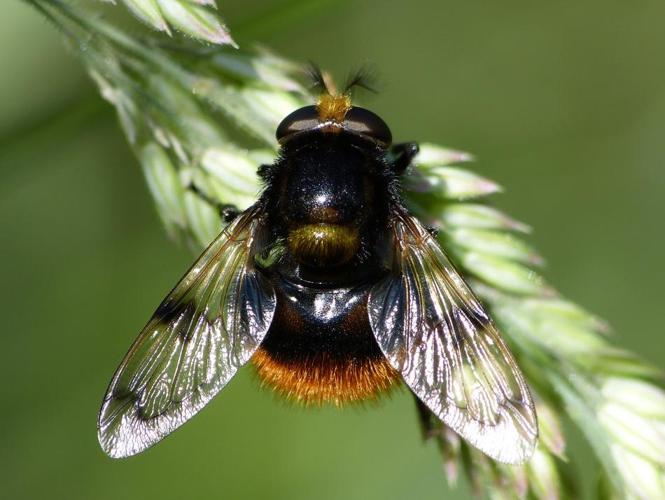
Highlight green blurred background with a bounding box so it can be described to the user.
[1,1,663,499]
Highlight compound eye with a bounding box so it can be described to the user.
[276,105,320,143]
[343,107,392,147]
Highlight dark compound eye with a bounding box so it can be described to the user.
[276,105,320,143]
[343,107,392,147]
[276,104,393,147]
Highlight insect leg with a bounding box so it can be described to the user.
[187,183,240,223]
[413,394,441,440]
[391,142,419,174]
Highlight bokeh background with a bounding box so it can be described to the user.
[1,1,663,499]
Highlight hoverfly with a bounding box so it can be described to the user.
[98,68,538,464]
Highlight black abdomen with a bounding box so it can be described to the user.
[252,275,400,405]
[262,277,379,360]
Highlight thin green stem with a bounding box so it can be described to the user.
[20,0,78,42]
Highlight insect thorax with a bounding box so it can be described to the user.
[263,133,393,271]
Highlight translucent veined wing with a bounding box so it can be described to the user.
[98,204,276,458]
[368,209,537,464]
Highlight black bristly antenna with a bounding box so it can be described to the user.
[343,65,379,95]
[306,63,379,97]
[305,62,338,96]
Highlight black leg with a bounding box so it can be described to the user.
[391,142,419,174]
[188,183,240,223]
[219,205,240,224]
[413,394,440,441]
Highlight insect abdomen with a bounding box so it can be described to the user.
[252,276,400,405]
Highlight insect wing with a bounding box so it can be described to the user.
[98,205,275,458]
[368,210,537,464]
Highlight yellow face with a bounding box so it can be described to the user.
[316,92,352,123]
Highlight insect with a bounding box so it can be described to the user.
[97,68,538,464]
